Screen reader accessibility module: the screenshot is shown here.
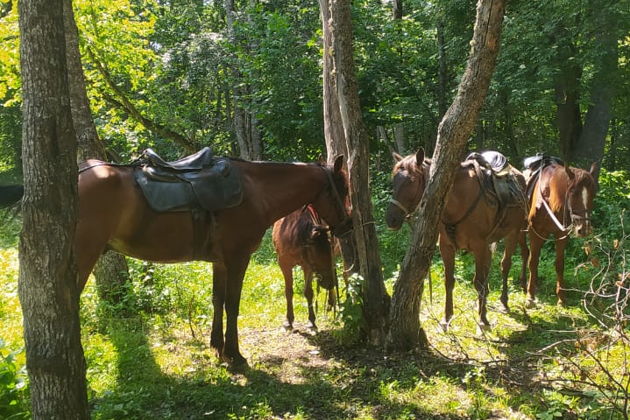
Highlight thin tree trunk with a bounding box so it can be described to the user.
[18,0,89,417]
[320,0,359,282]
[329,0,389,344]
[63,0,130,304]
[387,0,506,351]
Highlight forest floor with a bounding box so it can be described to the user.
[1,217,628,419]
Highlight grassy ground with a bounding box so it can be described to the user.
[1,202,629,419]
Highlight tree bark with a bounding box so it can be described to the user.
[63,0,130,304]
[571,2,617,176]
[386,0,506,351]
[320,0,359,282]
[328,0,389,344]
[18,0,89,417]
[553,33,582,161]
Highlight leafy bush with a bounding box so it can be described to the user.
[0,339,29,419]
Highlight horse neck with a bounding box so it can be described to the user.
[237,161,327,224]
[545,166,571,213]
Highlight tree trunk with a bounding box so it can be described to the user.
[328,0,389,344]
[63,0,130,304]
[320,0,358,276]
[554,33,582,161]
[386,0,506,351]
[571,3,617,176]
[18,0,89,417]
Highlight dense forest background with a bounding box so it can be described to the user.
[1,0,628,170]
[1,0,630,418]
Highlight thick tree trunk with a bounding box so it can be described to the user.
[572,3,616,176]
[63,0,130,304]
[386,0,506,351]
[329,0,389,344]
[18,0,89,417]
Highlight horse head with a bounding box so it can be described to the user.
[386,149,428,230]
[304,224,336,290]
[311,155,352,237]
[564,164,597,237]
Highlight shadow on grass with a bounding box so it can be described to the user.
[91,308,472,419]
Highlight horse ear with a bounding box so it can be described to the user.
[392,152,403,162]
[589,161,599,176]
[565,165,575,180]
[415,148,425,166]
[333,155,344,173]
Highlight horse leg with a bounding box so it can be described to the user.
[554,237,568,306]
[222,253,251,367]
[500,233,518,313]
[439,240,456,331]
[280,261,295,331]
[210,263,227,356]
[74,218,110,292]
[518,229,529,293]
[526,233,544,308]
[303,268,317,332]
[473,245,492,329]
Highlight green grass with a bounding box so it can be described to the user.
[1,207,629,419]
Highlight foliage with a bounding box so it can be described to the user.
[0,339,29,420]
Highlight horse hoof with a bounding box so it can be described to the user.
[283,322,294,332]
[306,324,318,334]
[222,353,249,371]
[525,298,537,309]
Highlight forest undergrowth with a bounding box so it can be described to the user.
[1,170,629,419]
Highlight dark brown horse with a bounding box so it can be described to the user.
[272,205,336,332]
[386,150,529,330]
[524,158,597,307]
[1,155,350,366]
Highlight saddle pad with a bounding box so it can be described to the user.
[135,158,243,212]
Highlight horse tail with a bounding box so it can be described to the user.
[0,185,24,208]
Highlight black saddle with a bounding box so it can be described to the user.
[134,148,243,213]
[143,147,215,171]
[523,153,563,172]
[522,153,564,201]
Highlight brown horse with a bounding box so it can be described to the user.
[524,158,597,307]
[1,155,350,367]
[386,150,529,330]
[272,205,336,332]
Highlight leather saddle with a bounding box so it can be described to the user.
[134,147,243,213]
[466,151,509,176]
[466,150,526,211]
[522,153,564,201]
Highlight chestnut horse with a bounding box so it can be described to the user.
[524,158,597,307]
[386,150,529,330]
[1,155,350,366]
[272,205,336,332]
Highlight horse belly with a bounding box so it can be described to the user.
[110,211,197,263]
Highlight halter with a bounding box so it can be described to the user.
[317,166,353,237]
[530,171,591,241]
[388,160,430,220]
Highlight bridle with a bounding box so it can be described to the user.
[531,174,592,240]
[316,166,353,237]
